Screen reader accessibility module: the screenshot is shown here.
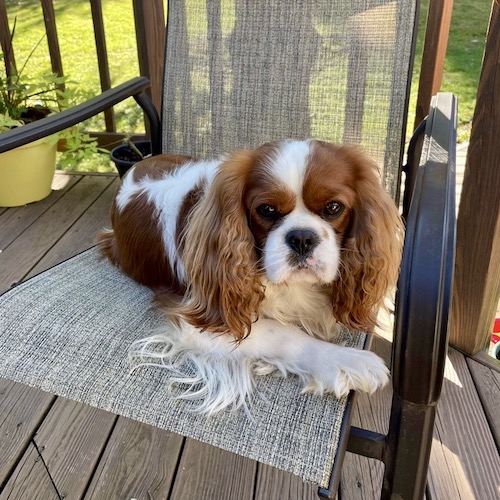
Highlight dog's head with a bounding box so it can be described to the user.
[180,139,403,340]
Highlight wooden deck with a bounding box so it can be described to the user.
[0,168,499,500]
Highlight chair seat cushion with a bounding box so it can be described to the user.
[0,248,365,487]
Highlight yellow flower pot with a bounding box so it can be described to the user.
[0,138,57,207]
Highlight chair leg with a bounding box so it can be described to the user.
[381,393,436,500]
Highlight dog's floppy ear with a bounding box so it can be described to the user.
[178,150,265,341]
[331,147,404,332]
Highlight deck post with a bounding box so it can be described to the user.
[132,0,166,114]
[90,0,116,133]
[40,0,64,79]
[414,0,454,129]
[450,1,500,355]
[0,0,16,77]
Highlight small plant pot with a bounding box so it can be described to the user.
[110,140,151,178]
[0,138,57,207]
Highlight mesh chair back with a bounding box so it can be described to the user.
[162,0,417,198]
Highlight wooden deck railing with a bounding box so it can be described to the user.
[0,0,165,148]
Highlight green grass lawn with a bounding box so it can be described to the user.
[2,0,492,171]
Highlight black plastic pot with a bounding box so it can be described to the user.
[110,140,151,178]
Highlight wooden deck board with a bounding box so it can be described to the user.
[0,171,498,499]
[33,399,117,499]
[0,174,81,252]
[169,439,256,500]
[0,381,55,489]
[0,443,60,500]
[254,464,318,499]
[428,349,500,500]
[27,177,118,277]
[84,417,184,499]
[0,175,113,294]
[467,357,500,449]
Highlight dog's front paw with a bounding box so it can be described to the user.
[302,347,389,398]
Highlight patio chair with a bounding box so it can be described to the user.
[0,0,456,498]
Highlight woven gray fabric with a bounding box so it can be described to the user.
[0,248,365,487]
[162,0,416,198]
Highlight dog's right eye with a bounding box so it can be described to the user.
[257,204,280,221]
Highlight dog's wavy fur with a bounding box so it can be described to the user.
[98,140,403,414]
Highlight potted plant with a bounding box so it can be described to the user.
[110,138,151,178]
[0,25,103,207]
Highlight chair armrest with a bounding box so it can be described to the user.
[393,93,457,405]
[0,76,161,155]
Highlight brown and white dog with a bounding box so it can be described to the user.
[98,139,403,414]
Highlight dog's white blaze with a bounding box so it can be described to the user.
[270,140,311,198]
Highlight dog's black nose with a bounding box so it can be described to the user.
[285,229,319,256]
